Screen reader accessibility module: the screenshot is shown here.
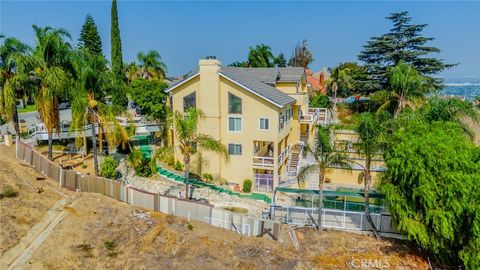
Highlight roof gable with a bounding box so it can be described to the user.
[219,67,296,108]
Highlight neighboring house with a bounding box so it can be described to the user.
[166,58,328,191]
[306,69,327,95]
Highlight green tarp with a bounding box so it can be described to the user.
[156,165,272,204]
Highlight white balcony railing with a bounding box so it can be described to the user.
[252,156,274,167]
[299,108,328,125]
[254,173,274,192]
[277,145,290,166]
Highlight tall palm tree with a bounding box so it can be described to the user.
[297,125,352,229]
[374,61,427,118]
[354,113,383,238]
[0,36,31,148]
[173,108,229,199]
[137,50,167,80]
[28,25,76,160]
[70,50,129,175]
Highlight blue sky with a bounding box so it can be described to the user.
[1,1,479,78]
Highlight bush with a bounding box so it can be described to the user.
[242,179,252,193]
[173,160,184,171]
[100,156,119,179]
[213,175,227,186]
[309,94,329,108]
[135,159,152,177]
[104,239,117,250]
[0,185,18,199]
[202,173,213,182]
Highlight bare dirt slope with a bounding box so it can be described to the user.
[0,145,429,269]
[0,145,69,255]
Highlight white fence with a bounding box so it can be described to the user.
[271,205,398,235]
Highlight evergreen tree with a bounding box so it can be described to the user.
[111,0,123,79]
[78,14,102,55]
[288,39,314,68]
[358,11,455,91]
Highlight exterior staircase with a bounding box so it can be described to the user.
[288,151,300,176]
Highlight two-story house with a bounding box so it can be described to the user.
[166,57,327,191]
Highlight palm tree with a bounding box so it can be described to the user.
[247,44,275,67]
[70,50,129,175]
[0,36,31,148]
[137,50,167,80]
[28,25,76,160]
[354,113,383,238]
[374,61,427,118]
[173,108,229,199]
[124,61,140,84]
[326,68,354,123]
[297,125,352,229]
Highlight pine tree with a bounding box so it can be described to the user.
[111,0,123,79]
[78,14,102,55]
[358,11,455,91]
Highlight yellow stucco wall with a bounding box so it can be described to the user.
[169,59,295,185]
[275,82,299,94]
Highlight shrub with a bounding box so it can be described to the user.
[149,157,158,174]
[242,179,252,193]
[100,156,119,179]
[202,173,213,182]
[309,94,329,108]
[213,175,227,186]
[155,146,174,166]
[0,185,18,199]
[135,159,152,177]
[173,160,184,171]
[104,239,117,250]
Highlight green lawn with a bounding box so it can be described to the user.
[17,104,36,113]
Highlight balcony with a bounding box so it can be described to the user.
[253,141,274,168]
[252,141,290,168]
[299,108,328,125]
[252,156,275,168]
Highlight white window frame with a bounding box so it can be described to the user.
[227,116,242,133]
[228,143,242,155]
[259,117,270,131]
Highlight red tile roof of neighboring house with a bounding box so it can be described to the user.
[306,69,327,95]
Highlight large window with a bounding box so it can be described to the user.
[183,92,196,111]
[228,93,242,114]
[228,117,242,132]
[259,118,270,130]
[228,144,242,155]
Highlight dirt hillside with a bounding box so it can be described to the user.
[0,145,430,269]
